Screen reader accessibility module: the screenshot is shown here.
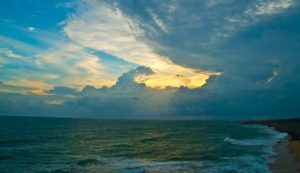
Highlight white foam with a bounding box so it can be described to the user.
[91,125,286,173]
[201,155,272,173]
[91,155,272,173]
[274,132,288,140]
[224,137,270,146]
[224,125,287,147]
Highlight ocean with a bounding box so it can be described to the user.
[0,116,287,173]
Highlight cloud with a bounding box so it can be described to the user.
[6,80,51,90]
[0,48,23,59]
[148,9,169,33]
[0,32,120,90]
[0,35,41,54]
[47,86,79,97]
[35,43,116,88]
[45,99,64,105]
[1,0,300,119]
[266,70,278,83]
[27,27,35,32]
[0,82,36,94]
[63,1,220,89]
[0,66,175,118]
[0,64,300,119]
[209,0,295,44]
[255,0,294,15]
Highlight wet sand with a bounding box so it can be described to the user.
[271,136,300,173]
[245,119,300,173]
[289,140,300,163]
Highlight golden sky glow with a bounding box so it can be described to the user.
[63,3,222,90]
[135,70,222,89]
[29,89,49,96]
[0,1,224,94]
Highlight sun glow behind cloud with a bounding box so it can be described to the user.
[63,1,221,89]
[1,0,293,93]
[135,72,221,89]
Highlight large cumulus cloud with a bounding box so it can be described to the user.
[0,64,300,119]
[0,67,175,119]
[112,0,300,119]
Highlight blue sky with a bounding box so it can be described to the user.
[0,0,300,119]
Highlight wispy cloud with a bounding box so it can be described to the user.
[6,79,51,90]
[0,27,119,90]
[0,48,23,59]
[27,26,35,32]
[210,0,294,45]
[266,70,278,83]
[148,9,169,33]
[35,42,116,88]
[254,0,293,15]
[0,82,36,94]
[0,35,41,54]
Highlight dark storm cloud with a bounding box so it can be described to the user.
[107,0,300,119]
[0,67,175,118]
[47,86,79,96]
[1,0,300,119]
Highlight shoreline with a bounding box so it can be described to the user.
[245,119,300,173]
[270,135,300,173]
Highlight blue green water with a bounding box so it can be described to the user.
[0,117,286,173]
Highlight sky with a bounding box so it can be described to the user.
[0,0,300,120]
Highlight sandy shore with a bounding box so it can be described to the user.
[289,140,300,163]
[245,119,300,173]
[271,136,300,173]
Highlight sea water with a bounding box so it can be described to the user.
[0,117,286,173]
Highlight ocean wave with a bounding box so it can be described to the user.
[273,131,288,140]
[75,155,272,173]
[138,132,179,143]
[224,125,287,147]
[77,158,100,166]
[263,126,287,139]
[224,137,270,146]
[0,139,39,146]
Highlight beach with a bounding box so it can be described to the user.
[247,119,300,173]
[271,136,300,173]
